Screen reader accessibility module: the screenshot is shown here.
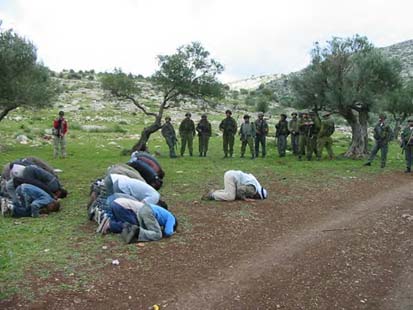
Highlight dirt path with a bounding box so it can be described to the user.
[2,172,413,310]
[173,181,413,309]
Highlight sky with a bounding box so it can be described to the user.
[0,0,412,82]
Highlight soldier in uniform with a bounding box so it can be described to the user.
[364,114,392,168]
[161,116,177,158]
[179,112,196,157]
[298,111,313,161]
[308,111,321,160]
[219,110,237,158]
[254,112,269,158]
[288,112,299,155]
[317,112,335,160]
[275,114,290,157]
[400,118,413,173]
[196,114,212,157]
[239,114,256,159]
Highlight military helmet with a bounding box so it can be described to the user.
[165,116,171,121]
[257,112,264,117]
[379,113,387,120]
[243,114,250,119]
[201,113,207,118]
[59,111,65,116]
[225,109,232,115]
[280,113,287,118]
[291,112,298,116]
[185,112,191,117]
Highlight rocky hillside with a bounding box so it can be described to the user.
[230,39,413,104]
[381,39,413,78]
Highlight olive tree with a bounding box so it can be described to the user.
[291,35,402,158]
[100,42,225,151]
[0,27,58,122]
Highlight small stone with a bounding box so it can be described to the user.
[112,259,120,265]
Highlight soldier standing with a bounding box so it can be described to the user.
[275,114,290,157]
[400,118,413,173]
[239,115,256,159]
[317,112,335,160]
[364,114,392,168]
[298,112,313,161]
[196,114,212,157]
[288,112,299,155]
[52,111,68,159]
[161,116,177,158]
[309,111,321,160]
[254,112,269,158]
[219,110,237,158]
[179,112,196,157]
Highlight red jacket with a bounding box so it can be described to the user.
[53,117,68,136]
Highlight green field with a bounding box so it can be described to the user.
[0,107,407,300]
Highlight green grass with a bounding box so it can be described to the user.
[0,107,408,300]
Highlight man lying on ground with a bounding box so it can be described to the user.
[202,170,268,201]
[96,196,177,243]
[1,184,60,217]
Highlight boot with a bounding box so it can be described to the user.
[121,224,140,244]
[405,167,411,173]
[363,162,371,166]
[381,162,385,168]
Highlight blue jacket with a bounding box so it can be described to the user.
[149,205,176,237]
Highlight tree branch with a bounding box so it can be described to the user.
[0,105,17,122]
[122,94,157,117]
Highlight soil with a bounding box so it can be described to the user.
[1,171,413,310]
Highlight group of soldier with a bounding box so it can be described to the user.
[160,110,336,161]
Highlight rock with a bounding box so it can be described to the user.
[16,135,29,144]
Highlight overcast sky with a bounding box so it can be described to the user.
[1,0,412,82]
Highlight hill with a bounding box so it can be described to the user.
[229,39,413,105]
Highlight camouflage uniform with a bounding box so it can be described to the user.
[400,120,413,172]
[317,113,335,160]
[254,113,269,158]
[179,113,196,156]
[309,112,321,159]
[288,113,299,155]
[219,111,237,157]
[161,118,177,158]
[298,114,314,160]
[275,115,290,157]
[196,115,212,157]
[366,115,392,168]
[239,115,256,159]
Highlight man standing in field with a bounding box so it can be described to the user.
[288,112,299,155]
[196,114,212,157]
[317,112,335,160]
[239,115,256,159]
[179,112,196,157]
[161,116,177,158]
[52,111,68,158]
[275,114,290,157]
[254,112,269,158]
[401,118,413,173]
[219,110,237,158]
[364,114,392,168]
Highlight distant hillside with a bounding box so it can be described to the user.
[381,39,413,78]
[229,39,413,105]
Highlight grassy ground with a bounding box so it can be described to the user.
[0,108,407,300]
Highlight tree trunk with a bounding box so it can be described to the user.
[130,103,166,152]
[0,106,16,122]
[343,109,369,158]
[131,122,162,152]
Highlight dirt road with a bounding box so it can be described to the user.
[2,172,413,309]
